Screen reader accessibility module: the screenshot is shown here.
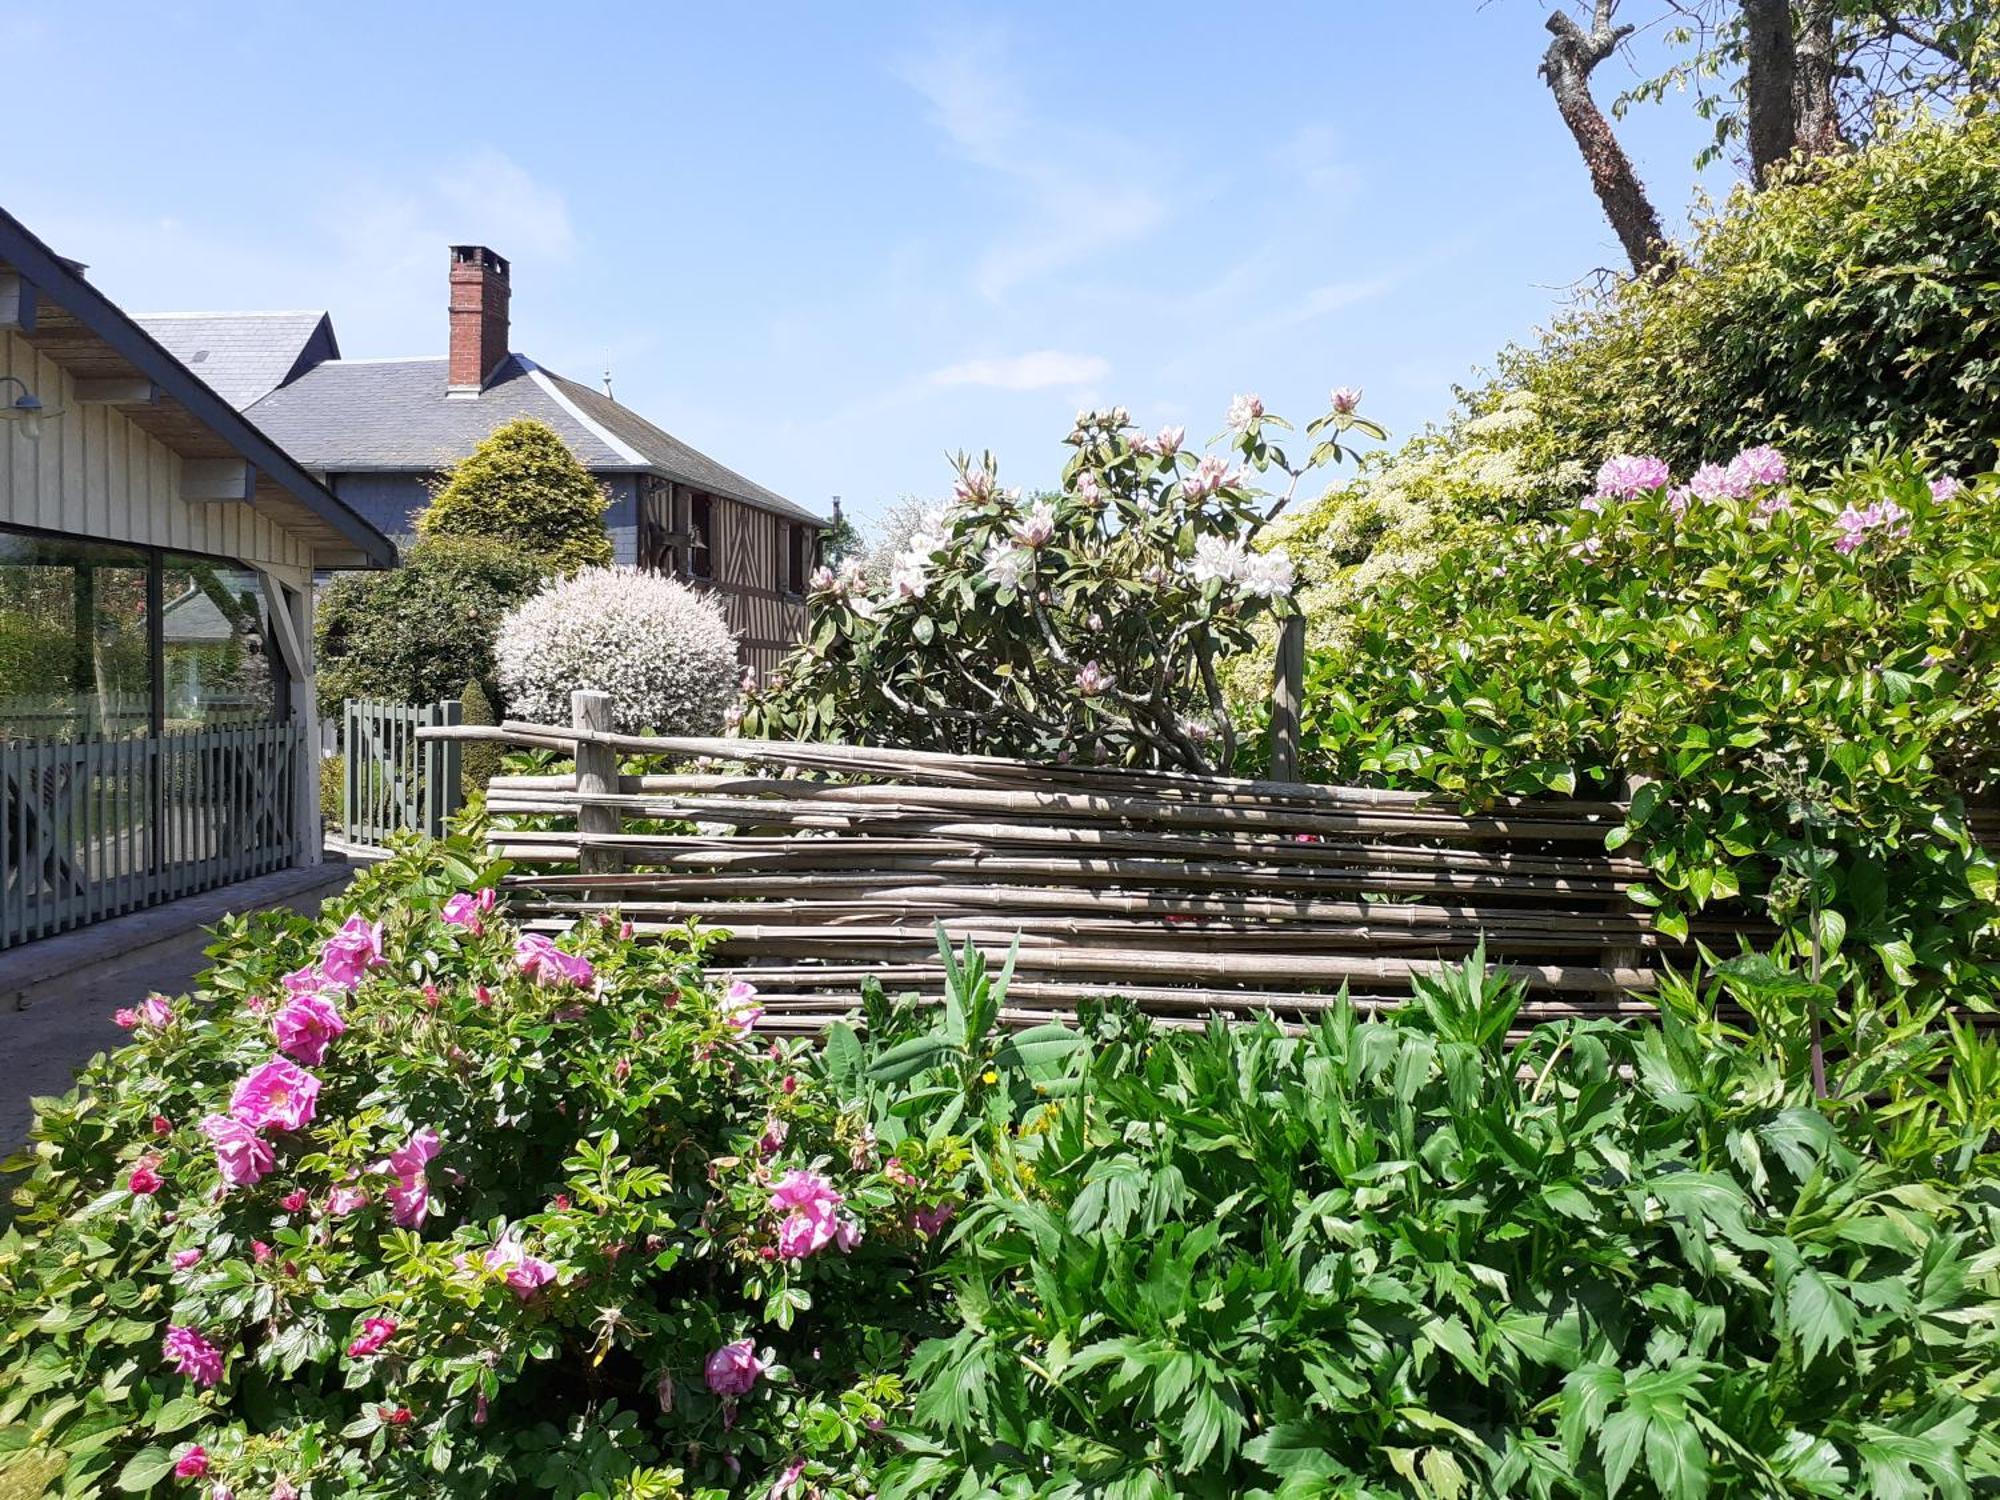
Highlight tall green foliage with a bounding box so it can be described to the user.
[314,536,548,717]
[417,419,613,571]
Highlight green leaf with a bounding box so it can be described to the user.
[117,1446,177,1493]
[866,1035,955,1084]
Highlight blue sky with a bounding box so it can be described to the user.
[5,2,1730,529]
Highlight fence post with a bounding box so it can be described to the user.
[1269,614,1306,784]
[573,691,619,878]
[424,701,464,836]
[341,700,358,845]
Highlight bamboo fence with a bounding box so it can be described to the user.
[415,691,1763,1035]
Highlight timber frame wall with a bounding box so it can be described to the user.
[638,478,814,681]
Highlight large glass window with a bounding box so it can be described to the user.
[0,526,285,740]
[160,555,280,729]
[0,531,151,740]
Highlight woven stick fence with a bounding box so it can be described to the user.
[419,692,1760,1036]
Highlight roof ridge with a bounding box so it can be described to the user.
[131,309,329,319]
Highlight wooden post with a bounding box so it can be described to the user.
[1270,614,1306,784]
[573,691,619,877]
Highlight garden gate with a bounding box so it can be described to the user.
[420,693,1757,1037]
[340,698,463,847]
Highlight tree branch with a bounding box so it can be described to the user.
[1540,4,1674,274]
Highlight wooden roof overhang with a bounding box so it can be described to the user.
[0,209,395,570]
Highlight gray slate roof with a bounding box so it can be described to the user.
[131,312,337,409]
[243,354,824,526]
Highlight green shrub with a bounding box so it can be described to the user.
[1254,453,2000,999]
[0,837,951,1497]
[318,752,344,827]
[879,952,2000,1497]
[314,536,548,719]
[457,679,502,800]
[417,419,613,572]
[1269,111,2000,633]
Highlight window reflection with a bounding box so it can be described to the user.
[160,556,278,729]
[0,531,150,740]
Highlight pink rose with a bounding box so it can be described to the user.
[162,1326,224,1387]
[770,1169,842,1214]
[515,933,595,989]
[229,1059,320,1133]
[271,990,345,1067]
[319,916,385,990]
[777,1202,839,1259]
[478,1238,558,1298]
[704,1338,766,1397]
[251,1241,272,1264]
[440,892,484,934]
[114,1008,139,1029]
[326,1185,370,1217]
[152,1115,173,1136]
[382,1127,440,1228]
[346,1317,398,1357]
[172,1248,202,1271]
[721,980,763,1034]
[281,1188,309,1213]
[129,1156,165,1195]
[281,964,322,996]
[199,1114,275,1189]
[174,1445,209,1480]
[138,996,173,1028]
[769,1458,809,1498]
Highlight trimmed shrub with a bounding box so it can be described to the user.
[314,537,548,719]
[417,419,613,572]
[457,678,502,801]
[494,569,739,736]
[318,752,344,827]
[0,836,945,1497]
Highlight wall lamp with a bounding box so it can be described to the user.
[0,374,58,441]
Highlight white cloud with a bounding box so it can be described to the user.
[898,24,1167,299]
[930,350,1110,391]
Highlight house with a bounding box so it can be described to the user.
[0,204,396,948]
[137,247,826,677]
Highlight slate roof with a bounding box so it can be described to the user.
[243,354,824,526]
[131,312,337,409]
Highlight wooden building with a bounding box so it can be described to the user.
[0,204,396,947]
[140,245,826,678]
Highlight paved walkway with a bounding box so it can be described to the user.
[0,863,356,1154]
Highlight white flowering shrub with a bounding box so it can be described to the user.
[494,567,739,735]
[745,393,1383,772]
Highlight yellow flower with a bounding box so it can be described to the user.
[981,1069,999,1084]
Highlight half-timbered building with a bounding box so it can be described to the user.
[138,246,825,677]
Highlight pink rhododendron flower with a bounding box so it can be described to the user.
[1578,494,1604,514]
[129,1156,165,1195]
[1010,502,1057,549]
[1592,454,1671,501]
[515,933,595,989]
[172,1248,202,1271]
[705,1338,766,1397]
[319,916,385,990]
[1155,425,1185,455]
[721,980,763,1033]
[1725,444,1788,490]
[346,1317,398,1357]
[1184,454,1238,499]
[199,1114,274,1188]
[162,1326,224,1387]
[1329,385,1363,414]
[174,1445,209,1479]
[271,990,345,1067]
[1687,462,1737,503]
[229,1059,321,1132]
[1931,474,1963,502]
[1225,392,1264,432]
[1075,662,1116,697]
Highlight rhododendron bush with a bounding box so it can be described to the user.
[0,837,966,1498]
[1255,452,2000,998]
[742,392,1383,773]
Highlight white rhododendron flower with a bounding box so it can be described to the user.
[1226,393,1264,433]
[983,543,1030,593]
[1236,548,1296,599]
[1012,502,1057,549]
[889,551,931,601]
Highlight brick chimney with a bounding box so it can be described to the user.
[447,245,510,392]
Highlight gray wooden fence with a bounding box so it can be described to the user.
[340,698,462,847]
[0,720,306,949]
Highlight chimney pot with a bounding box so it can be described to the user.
[448,245,511,392]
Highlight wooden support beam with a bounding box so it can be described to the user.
[0,273,35,332]
[179,458,255,504]
[72,377,159,405]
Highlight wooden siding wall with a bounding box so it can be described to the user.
[2,330,312,585]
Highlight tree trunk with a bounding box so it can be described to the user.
[1792,0,1844,160]
[1541,5,1673,274]
[1743,0,1799,185]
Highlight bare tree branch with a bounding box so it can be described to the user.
[1540,3,1676,274]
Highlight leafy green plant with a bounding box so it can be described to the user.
[417,418,613,572]
[0,835,956,1497]
[745,394,1382,772]
[314,536,549,719]
[1253,455,2000,1000]
[883,951,2000,1499]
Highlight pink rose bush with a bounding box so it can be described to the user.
[3,836,949,1495]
